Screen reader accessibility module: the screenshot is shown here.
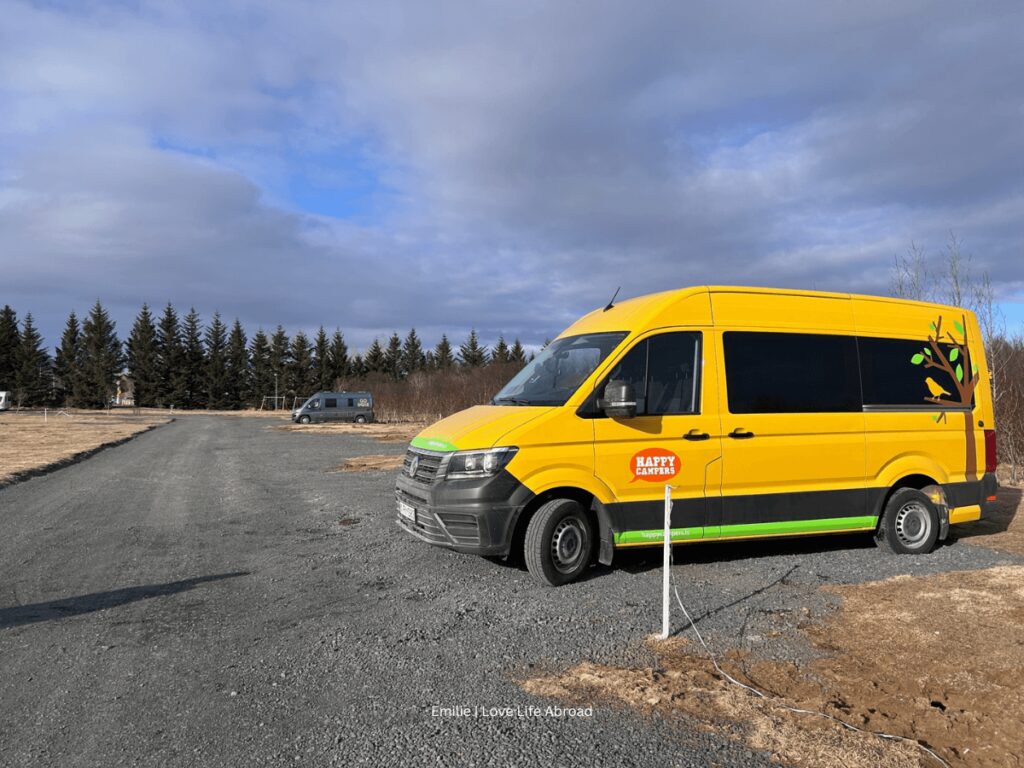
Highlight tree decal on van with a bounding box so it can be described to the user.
[910,313,981,481]
[909,314,979,423]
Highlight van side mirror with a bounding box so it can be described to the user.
[602,380,637,419]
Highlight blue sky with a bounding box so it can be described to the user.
[1,1,1022,353]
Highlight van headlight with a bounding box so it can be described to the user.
[445,447,518,480]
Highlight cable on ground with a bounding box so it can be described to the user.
[670,583,950,768]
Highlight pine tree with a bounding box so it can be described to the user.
[384,332,403,379]
[313,327,332,392]
[180,308,206,408]
[288,331,315,399]
[490,335,511,365]
[15,313,50,406]
[205,312,229,408]
[126,304,159,407]
[79,300,122,408]
[350,353,366,378]
[433,334,455,370]
[329,330,349,384]
[54,311,82,406]
[401,328,425,375]
[364,339,386,373]
[459,329,487,367]
[156,303,184,407]
[0,305,20,390]
[269,326,290,405]
[510,338,527,365]
[249,329,272,407]
[225,319,250,409]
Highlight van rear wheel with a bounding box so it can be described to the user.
[354,415,367,424]
[524,499,593,586]
[876,488,939,555]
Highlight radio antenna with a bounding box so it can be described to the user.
[603,286,621,312]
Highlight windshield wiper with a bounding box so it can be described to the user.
[492,396,532,406]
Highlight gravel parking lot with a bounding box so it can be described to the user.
[0,416,1017,767]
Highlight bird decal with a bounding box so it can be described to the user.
[925,377,951,398]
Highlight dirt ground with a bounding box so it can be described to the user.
[526,486,1024,768]
[333,454,405,473]
[273,421,424,443]
[0,411,171,486]
[954,481,1024,555]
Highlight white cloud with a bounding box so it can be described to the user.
[1,0,1023,350]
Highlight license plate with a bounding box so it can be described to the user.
[398,500,415,523]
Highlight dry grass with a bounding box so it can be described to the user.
[525,564,1024,767]
[524,639,922,768]
[333,454,404,473]
[273,422,424,443]
[0,410,171,486]
[131,407,288,418]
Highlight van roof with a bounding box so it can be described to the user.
[564,285,973,337]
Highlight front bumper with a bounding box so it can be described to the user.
[394,465,534,556]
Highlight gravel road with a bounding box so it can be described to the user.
[0,416,1016,767]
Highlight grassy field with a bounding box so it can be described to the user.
[0,410,171,486]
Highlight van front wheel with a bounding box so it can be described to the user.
[298,415,311,425]
[876,488,939,555]
[524,499,593,586]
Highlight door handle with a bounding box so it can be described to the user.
[683,429,710,441]
[728,428,755,439]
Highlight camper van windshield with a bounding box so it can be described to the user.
[492,332,628,407]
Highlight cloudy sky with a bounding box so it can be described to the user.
[2,0,1023,352]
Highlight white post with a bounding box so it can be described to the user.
[44,408,48,424]
[660,484,672,640]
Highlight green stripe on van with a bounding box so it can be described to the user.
[615,528,707,545]
[410,436,458,452]
[615,516,878,545]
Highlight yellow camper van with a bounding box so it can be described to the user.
[395,286,998,585]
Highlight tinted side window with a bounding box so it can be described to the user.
[325,398,338,408]
[347,398,354,407]
[647,333,701,415]
[859,337,967,407]
[724,332,860,414]
[591,332,701,416]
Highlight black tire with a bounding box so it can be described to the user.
[298,415,311,425]
[524,499,593,586]
[876,487,939,555]
[354,415,367,424]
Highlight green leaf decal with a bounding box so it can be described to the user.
[924,348,932,356]
[972,364,979,375]
[956,364,963,382]
[949,348,959,362]
[954,320,965,335]
[933,414,941,423]
[930,321,937,331]
[911,353,924,365]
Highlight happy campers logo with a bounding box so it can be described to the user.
[630,448,680,483]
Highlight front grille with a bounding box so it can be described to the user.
[402,448,446,484]
[395,492,481,548]
[437,512,480,545]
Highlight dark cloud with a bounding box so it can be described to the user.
[1,0,1022,351]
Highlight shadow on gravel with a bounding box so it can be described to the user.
[616,532,877,574]
[954,485,1021,540]
[0,572,249,630]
